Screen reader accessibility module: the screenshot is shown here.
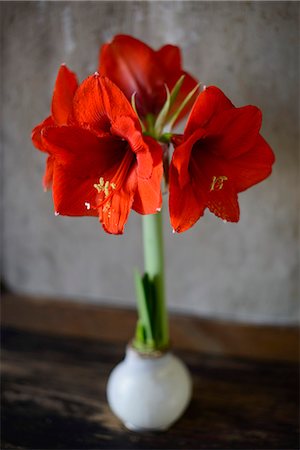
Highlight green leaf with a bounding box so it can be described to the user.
[131,93,146,132]
[154,84,171,138]
[167,83,199,130]
[145,114,155,136]
[134,269,154,343]
[169,74,185,109]
[142,273,156,336]
[135,320,146,344]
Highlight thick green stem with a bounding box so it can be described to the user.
[142,212,169,349]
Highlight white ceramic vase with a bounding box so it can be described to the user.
[106,345,192,431]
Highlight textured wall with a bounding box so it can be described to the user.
[1,1,299,323]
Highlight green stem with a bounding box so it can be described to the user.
[133,211,169,352]
[142,212,169,349]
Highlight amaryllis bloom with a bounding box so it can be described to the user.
[99,34,198,124]
[31,64,78,189]
[169,86,275,233]
[41,74,163,234]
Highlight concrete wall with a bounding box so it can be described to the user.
[1,1,299,323]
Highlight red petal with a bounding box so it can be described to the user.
[99,165,137,234]
[156,45,181,71]
[171,129,206,188]
[207,105,262,158]
[42,126,125,176]
[45,128,128,218]
[171,134,184,147]
[52,162,98,217]
[169,163,205,233]
[73,74,140,134]
[99,35,165,116]
[110,116,152,179]
[51,65,78,125]
[207,186,240,222]
[44,126,141,232]
[73,76,152,179]
[228,135,275,192]
[43,156,54,190]
[190,148,240,222]
[32,116,55,152]
[185,86,234,137]
[132,137,163,214]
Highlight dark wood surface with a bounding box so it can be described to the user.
[1,294,299,449]
[2,294,299,363]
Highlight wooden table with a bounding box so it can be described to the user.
[1,294,299,449]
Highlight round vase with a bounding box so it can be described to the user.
[106,345,192,431]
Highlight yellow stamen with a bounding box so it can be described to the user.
[94,177,117,215]
[210,176,228,191]
[94,178,117,198]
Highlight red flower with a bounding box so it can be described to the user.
[169,86,275,233]
[31,64,78,189]
[99,34,198,124]
[42,74,163,235]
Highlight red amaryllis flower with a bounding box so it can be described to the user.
[169,86,275,233]
[31,64,78,189]
[99,34,198,124]
[42,74,163,235]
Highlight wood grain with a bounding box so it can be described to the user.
[1,294,300,448]
[1,293,299,362]
[2,326,299,449]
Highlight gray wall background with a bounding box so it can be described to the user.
[1,1,299,324]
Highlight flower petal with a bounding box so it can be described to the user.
[43,156,54,190]
[45,128,128,218]
[75,77,153,180]
[185,86,234,137]
[43,126,142,232]
[32,116,55,152]
[52,161,98,217]
[51,64,78,125]
[206,105,262,158]
[73,74,140,134]
[227,135,275,192]
[42,126,125,176]
[171,128,206,188]
[156,45,181,72]
[190,148,240,222]
[132,137,163,214]
[207,187,240,222]
[99,35,165,116]
[169,163,205,233]
[110,116,152,179]
[98,165,137,234]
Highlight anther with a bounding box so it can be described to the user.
[210,176,228,192]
